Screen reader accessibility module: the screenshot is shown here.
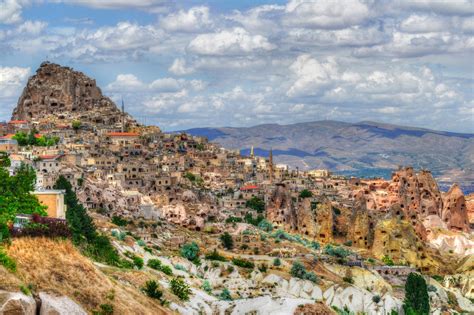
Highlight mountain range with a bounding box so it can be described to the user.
[184,120,474,192]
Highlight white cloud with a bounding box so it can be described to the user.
[399,14,451,33]
[188,27,275,56]
[169,58,194,75]
[398,0,474,16]
[0,0,26,24]
[283,0,371,29]
[161,6,213,32]
[287,54,338,97]
[0,66,30,98]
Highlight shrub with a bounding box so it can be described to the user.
[111,216,128,226]
[147,259,162,269]
[344,240,353,247]
[258,264,268,273]
[290,261,307,279]
[273,258,281,267]
[205,249,227,261]
[160,265,173,276]
[305,272,319,283]
[404,273,430,315]
[220,232,234,250]
[343,276,354,284]
[291,261,318,283]
[225,216,242,223]
[133,256,144,269]
[258,219,273,232]
[219,288,232,301]
[174,264,186,271]
[142,280,163,300]
[93,303,114,315]
[170,277,191,301]
[232,258,255,269]
[432,275,444,283]
[324,245,351,258]
[147,259,173,276]
[202,280,212,293]
[244,213,264,226]
[137,239,146,247]
[382,255,395,266]
[299,189,313,199]
[0,248,16,272]
[180,242,200,263]
[372,295,381,303]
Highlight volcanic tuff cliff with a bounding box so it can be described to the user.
[12,62,136,127]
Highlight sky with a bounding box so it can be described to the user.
[0,0,473,132]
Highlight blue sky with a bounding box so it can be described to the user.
[0,0,473,132]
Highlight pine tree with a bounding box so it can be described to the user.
[404,272,430,315]
[220,232,234,250]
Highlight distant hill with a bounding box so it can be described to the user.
[184,120,474,191]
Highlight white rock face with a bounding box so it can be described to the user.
[39,292,87,315]
[428,231,474,255]
[323,285,403,315]
[213,296,313,315]
[0,291,36,315]
[261,274,323,300]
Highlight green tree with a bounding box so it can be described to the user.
[0,164,47,241]
[404,273,430,315]
[54,176,125,267]
[220,232,234,250]
[0,152,10,168]
[180,242,200,263]
[142,280,163,300]
[246,197,265,213]
[299,189,313,199]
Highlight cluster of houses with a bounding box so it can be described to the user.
[0,117,368,229]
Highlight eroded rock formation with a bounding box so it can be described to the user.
[12,62,135,127]
[441,184,470,232]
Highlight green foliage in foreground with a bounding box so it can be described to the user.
[404,273,430,315]
[245,197,265,213]
[170,277,191,301]
[0,164,47,241]
[0,247,16,272]
[54,176,128,268]
[147,259,173,276]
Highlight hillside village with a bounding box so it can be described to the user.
[0,62,473,314]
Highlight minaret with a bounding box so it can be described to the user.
[250,146,254,158]
[269,148,274,183]
[121,97,125,133]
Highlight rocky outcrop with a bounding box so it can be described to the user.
[441,184,470,232]
[12,62,136,128]
[294,302,336,315]
[0,291,36,315]
[348,191,371,248]
[466,193,474,225]
[39,292,86,315]
[266,184,297,230]
[372,218,442,273]
[266,184,334,243]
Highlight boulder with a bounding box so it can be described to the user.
[39,292,86,315]
[0,291,36,315]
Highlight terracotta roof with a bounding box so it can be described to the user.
[8,120,28,124]
[106,132,139,137]
[38,154,62,160]
[240,184,259,191]
[0,134,15,139]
